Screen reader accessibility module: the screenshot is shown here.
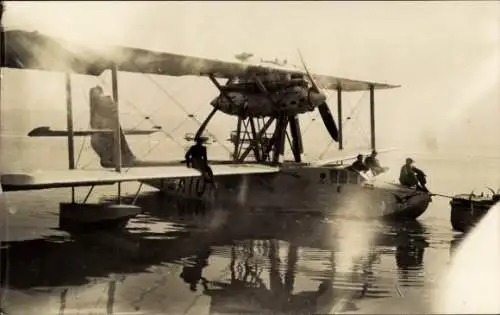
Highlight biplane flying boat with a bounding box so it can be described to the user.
[0,29,432,230]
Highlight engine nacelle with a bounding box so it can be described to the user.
[210,86,326,117]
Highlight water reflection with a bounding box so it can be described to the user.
[199,239,357,314]
[449,234,465,258]
[394,222,428,287]
[180,246,211,292]
[1,194,430,314]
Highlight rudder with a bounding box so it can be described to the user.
[89,86,137,168]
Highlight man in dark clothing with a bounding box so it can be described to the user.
[349,154,369,173]
[364,150,387,176]
[399,158,429,192]
[185,137,214,183]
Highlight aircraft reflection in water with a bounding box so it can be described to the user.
[394,225,428,288]
[0,196,430,315]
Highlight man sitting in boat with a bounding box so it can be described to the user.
[349,154,369,173]
[185,137,215,184]
[364,150,388,176]
[399,158,429,192]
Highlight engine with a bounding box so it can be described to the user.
[210,81,326,117]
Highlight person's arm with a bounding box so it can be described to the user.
[413,167,425,176]
[358,161,369,172]
[364,157,373,168]
[409,166,419,180]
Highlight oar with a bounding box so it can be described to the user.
[430,192,490,202]
[429,193,457,199]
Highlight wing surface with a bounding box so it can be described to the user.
[27,126,160,137]
[310,147,397,167]
[0,163,279,191]
[2,29,399,91]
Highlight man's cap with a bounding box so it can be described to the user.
[406,157,414,163]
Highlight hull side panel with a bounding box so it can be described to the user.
[144,167,431,220]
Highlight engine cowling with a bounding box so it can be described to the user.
[210,85,326,117]
[307,87,327,110]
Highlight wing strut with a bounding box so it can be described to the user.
[238,117,276,162]
[111,64,122,173]
[288,115,303,162]
[194,75,234,142]
[65,72,76,203]
[273,114,288,163]
[337,86,343,150]
[65,73,75,170]
[195,107,218,141]
[252,75,289,163]
[369,85,376,151]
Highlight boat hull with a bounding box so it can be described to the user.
[142,165,431,221]
[450,194,496,232]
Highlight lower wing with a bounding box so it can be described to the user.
[310,147,397,167]
[0,164,279,191]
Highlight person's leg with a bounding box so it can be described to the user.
[205,164,214,182]
[207,168,217,191]
[400,178,419,190]
[399,178,412,187]
[192,159,205,176]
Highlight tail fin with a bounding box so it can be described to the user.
[89,86,137,168]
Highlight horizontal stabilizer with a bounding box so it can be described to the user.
[0,163,279,191]
[311,147,397,167]
[28,126,161,137]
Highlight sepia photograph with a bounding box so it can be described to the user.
[0,1,499,314]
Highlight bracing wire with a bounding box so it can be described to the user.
[77,73,199,169]
[82,81,234,172]
[318,91,367,159]
[341,91,368,147]
[134,97,223,161]
[74,86,96,167]
[124,58,233,155]
[96,71,233,170]
[113,97,233,174]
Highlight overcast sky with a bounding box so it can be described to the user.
[2,1,500,157]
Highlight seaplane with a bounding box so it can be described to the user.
[0,29,432,230]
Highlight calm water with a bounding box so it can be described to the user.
[0,156,499,314]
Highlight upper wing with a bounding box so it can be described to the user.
[0,163,278,191]
[310,147,397,167]
[2,29,399,91]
